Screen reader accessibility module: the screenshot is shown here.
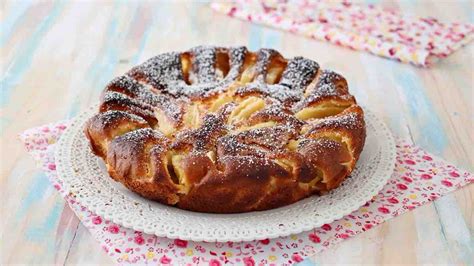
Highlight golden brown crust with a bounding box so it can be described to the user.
[84,110,150,158]
[84,46,366,213]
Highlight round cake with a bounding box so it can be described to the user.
[84,46,366,213]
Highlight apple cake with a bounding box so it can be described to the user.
[84,46,366,213]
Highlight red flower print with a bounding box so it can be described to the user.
[209,259,221,266]
[441,180,453,187]
[243,256,255,266]
[339,233,349,239]
[378,207,390,214]
[397,184,408,190]
[308,233,321,243]
[402,176,413,183]
[421,174,432,180]
[134,235,145,245]
[364,224,373,230]
[404,159,416,165]
[422,155,432,161]
[291,253,304,263]
[160,255,171,264]
[108,224,120,234]
[427,42,435,50]
[195,245,206,253]
[259,239,270,245]
[228,7,237,16]
[174,239,188,248]
[388,47,396,56]
[321,224,332,231]
[449,171,460,177]
[48,163,56,170]
[387,197,399,204]
[92,216,102,225]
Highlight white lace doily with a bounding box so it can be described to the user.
[55,106,396,242]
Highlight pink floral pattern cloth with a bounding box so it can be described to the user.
[211,0,474,66]
[20,121,473,265]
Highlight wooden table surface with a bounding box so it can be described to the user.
[1,0,473,265]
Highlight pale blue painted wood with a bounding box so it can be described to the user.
[1,0,33,46]
[129,6,157,66]
[298,258,317,266]
[16,172,51,219]
[357,54,413,138]
[85,2,135,94]
[434,195,473,264]
[1,1,65,106]
[393,68,448,153]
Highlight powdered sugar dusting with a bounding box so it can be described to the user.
[305,111,364,137]
[115,128,166,146]
[90,46,366,208]
[106,75,162,107]
[300,137,342,152]
[318,70,344,86]
[190,46,217,84]
[102,92,154,115]
[234,56,320,103]
[320,112,362,129]
[254,48,278,81]
[99,46,362,155]
[228,46,247,77]
[236,83,304,103]
[172,111,230,152]
[217,135,267,158]
[97,110,147,126]
[129,52,186,92]
[279,57,319,90]
[236,125,297,150]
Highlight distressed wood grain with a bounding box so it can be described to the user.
[1,0,472,265]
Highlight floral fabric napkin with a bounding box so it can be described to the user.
[211,0,474,66]
[20,121,473,265]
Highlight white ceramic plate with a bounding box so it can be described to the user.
[55,105,396,242]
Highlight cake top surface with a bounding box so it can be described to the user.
[85,45,366,213]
